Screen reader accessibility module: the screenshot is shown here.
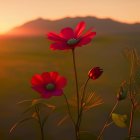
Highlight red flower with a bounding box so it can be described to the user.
[88,67,103,80]
[47,21,96,50]
[31,72,67,99]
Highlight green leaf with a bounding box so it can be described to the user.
[10,117,35,134]
[112,113,127,128]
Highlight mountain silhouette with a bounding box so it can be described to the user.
[7,16,140,37]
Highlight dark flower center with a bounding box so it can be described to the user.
[45,83,55,91]
[67,38,79,46]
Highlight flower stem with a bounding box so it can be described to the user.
[35,105,44,140]
[97,100,119,140]
[72,49,80,117]
[72,49,80,140]
[75,125,80,140]
[128,105,135,140]
[128,49,135,139]
[77,78,90,129]
[63,94,75,125]
[75,78,90,140]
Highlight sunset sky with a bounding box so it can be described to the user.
[0,0,140,34]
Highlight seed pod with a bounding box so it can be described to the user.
[117,81,128,101]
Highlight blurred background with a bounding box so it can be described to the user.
[0,0,140,140]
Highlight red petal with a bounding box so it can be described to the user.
[56,76,67,89]
[47,32,66,42]
[78,37,92,46]
[41,92,52,98]
[83,31,96,39]
[41,72,52,83]
[52,89,63,96]
[60,27,75,39]
[31,74,44,86]
[49,72,59,81]
[32,86,45,93]
[75,21,86,37]
[88,67,103,80]
[50,42,70,50]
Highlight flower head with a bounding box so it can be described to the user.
[31,72,67,99]
[88,67,103,80]
[47,21,96,50]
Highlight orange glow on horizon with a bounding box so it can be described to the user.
[0,0,140,35]
[0,15,139,35]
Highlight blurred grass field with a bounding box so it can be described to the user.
[0,33,140,140]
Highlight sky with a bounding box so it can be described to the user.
[0,0,140,34]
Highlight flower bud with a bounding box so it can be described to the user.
[117,81,128,101]
[88,67,103,80]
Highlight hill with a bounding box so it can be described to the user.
[6,16,140,37]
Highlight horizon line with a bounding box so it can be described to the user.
[20,15,140,27]
[1,15,140,35]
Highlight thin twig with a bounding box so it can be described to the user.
[128,106,135,139]
[97,100,119,140]
[35,105,44,140]
[63,94,75,125]
[77,78,90,129]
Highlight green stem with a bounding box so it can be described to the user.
[97,100,119,140]
[77,78,90,129]
[128,91,135,140]
[63,94,75,125]
[128,50,135,139]
[75,125,80,140]
[128,105,135,140]
[72,49,80,140]
[35,105,44,140]
[72,49,80,117]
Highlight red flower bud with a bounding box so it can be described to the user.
[88,67,103,80]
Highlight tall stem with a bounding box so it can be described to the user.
[35,105,44,140]
[72,49,81,140]
[72,49,80,117]
[75,125,80,140]
[128,105,135,139]
[63,94,79,140]
[63,94,75,125]
[97,100,119,140]
[77,78,90,129]
[128,49,135,139]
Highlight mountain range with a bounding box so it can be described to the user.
[6,16,140,37]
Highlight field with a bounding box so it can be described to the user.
[0,33,140,140]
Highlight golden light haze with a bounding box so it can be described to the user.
[0,0,140,34]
